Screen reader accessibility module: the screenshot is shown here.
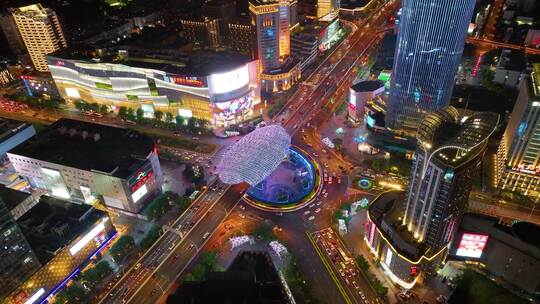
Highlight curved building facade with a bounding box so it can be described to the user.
[366,107,499,289]
[386,0,475,133]
[47,50,261,127]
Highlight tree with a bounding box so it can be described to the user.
[118,106,128,119]
[99,104,108,115]
[356,255,370,272]
[175,196,191,211]
[136,108,144,121]
[126,108,135,121]
[175,115,185,126]
[165,112,174,124]
[54,284,87,304]
[154,110,164,122]
[89,103,100,112]
[253,221,276,241]
[370,159,385,172]
[332,138,343,150]
[140,225,162,250]
[109,235,135,262]
[81,261,112,289]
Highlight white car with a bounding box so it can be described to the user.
[315,208,321,213]
[308,215,315,221]
[304,210,311,215]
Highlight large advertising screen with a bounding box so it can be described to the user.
[456,233,489,258]
[209,64,250,94]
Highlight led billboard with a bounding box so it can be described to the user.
[209,64,250,94]
[456,233,489,258]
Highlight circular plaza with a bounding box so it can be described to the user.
[217,125,321,212]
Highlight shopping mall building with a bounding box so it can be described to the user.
[46,48,261,127]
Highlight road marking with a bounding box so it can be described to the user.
[306,231,353,304]
[125,184,233,303]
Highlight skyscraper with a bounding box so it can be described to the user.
[497,63,540,199]
[365,107,498,289]
[404,107,498,248]
[10,4,67,72]
[386,0,475,133]
[0,13,26,55]
[250,0,301,93]
[317,0,340,19]
[0,196,40,299]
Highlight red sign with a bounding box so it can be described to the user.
[167,76,205,87]
[410,266,418,276]
[456,233,489,258]
[130,170,153,192]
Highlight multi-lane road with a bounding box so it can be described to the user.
[99,180,236,303]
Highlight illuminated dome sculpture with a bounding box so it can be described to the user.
[217,125,291,186]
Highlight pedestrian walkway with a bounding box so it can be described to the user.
[341,210,400,304]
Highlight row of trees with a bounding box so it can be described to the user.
[6,94,65,110]
[282,256,323,304]
[184,251,224,282]
[146,191,192,221]
[140,225,163,250]
[55,261,113,303]
[367,154,412,177]
[73,99,210,135]
[109,235,135,263]
[355,254,388,298]
[74,100,108,114]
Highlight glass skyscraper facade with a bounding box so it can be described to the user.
[0,197,40,299]
[404,107,498,249]
[386,0,475,133]
[497,64,540,199]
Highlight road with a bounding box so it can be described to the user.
[309,228,381,304]
[127,183,246,304]
[98,179,234,303]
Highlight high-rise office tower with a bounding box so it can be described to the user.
[0,196,40,299]
[497,63,540,199]
[250,0,301,93]
[365,107,498,289]
[10,4,67,72]
[0,13,26,55]
[386,0,475,133]
[317,0,340,19]
[404,107,498,249]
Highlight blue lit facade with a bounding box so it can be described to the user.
[386,0,475,132]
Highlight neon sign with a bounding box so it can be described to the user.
[456,233,489,258]
[165,76,205,87]
[130,169,153,192]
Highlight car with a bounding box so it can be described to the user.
[273,225,283,232]
[239,213,245,219]
[239,205,246,210]
[304,210,311,215]
[168,244,175,250]
[188,244,195,250]
[308,215,315,221]
[323,193,328,198]
[315,208,321,213]
[360,293,366,300]
[202,232,210,239]
[316,201,322,206]
[134,262,142,270]
[339,269,346,277]
[352,281,359,289]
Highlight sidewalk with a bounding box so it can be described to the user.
[340,208,400,304]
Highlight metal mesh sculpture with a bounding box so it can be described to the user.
[217,125,291,186]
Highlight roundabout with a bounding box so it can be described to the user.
[244,146,322,212]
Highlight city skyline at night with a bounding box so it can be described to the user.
[0,0,539,303]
